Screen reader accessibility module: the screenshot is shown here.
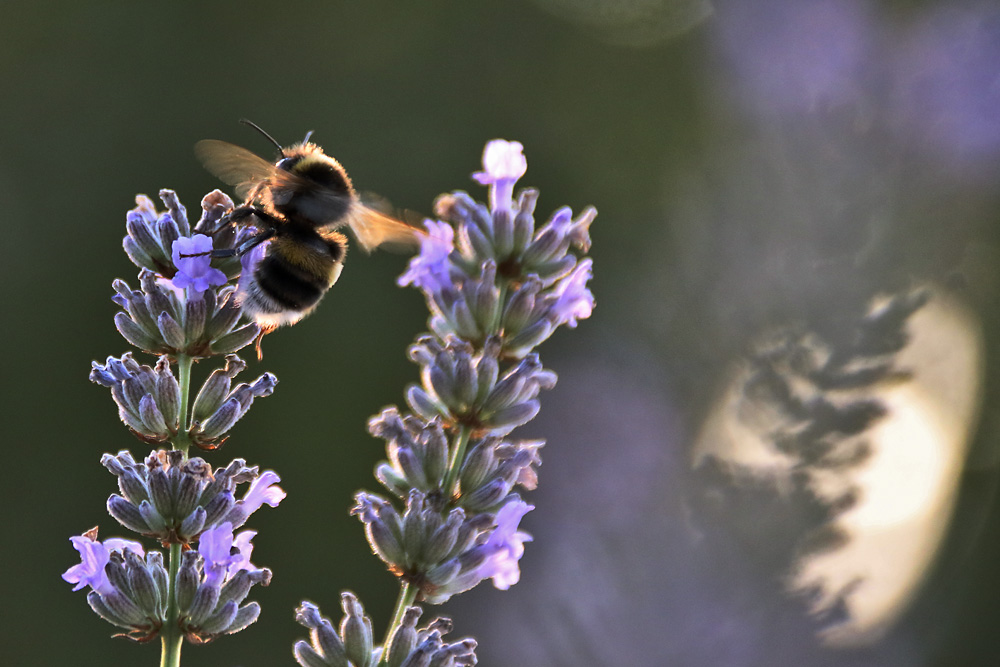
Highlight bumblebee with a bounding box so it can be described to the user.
[194,121,423,349]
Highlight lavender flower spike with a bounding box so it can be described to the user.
[299,139,593,664]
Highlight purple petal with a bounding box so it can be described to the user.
[63,533,144,596]
[398,220,455,292]
[550,259,594,328]
[242,471,286,513]
[171,234,228,294]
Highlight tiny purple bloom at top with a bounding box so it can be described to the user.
[478,499,534,590]
[549,258,594,328]
[171,234,228,294]
[473,140,527,215]
[398,220,455,292]
[63,532,145,596]
[472,140,527,186]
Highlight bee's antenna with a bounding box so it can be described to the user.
[239,119,286,157]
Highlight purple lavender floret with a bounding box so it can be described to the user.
[63,530,146,596]
[171,234,228,294]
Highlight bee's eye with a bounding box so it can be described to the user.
[277,157,300,171]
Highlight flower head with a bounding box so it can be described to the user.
[171,234,228,294]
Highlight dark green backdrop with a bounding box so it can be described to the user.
[4,1,1000,665]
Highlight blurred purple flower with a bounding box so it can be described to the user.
[894,3,1000,160]
[715,0,875,114]
[477,499,534,590]
[171,234,227,294]
[397,220,455,292]
[63,531,145,596]
[549,259,595,328]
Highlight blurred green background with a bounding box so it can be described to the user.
[4,1,1000,665]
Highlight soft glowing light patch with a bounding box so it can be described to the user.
[694,289,983,645]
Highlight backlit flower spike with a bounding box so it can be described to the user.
[299,139,593,663]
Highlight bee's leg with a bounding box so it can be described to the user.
[232,227,276,257]
[181,227,277,260]
[200,211,235,236]
[254,324,278,360]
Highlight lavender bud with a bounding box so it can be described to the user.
[176,551,200,614]
[107,495,151,534]
[153,358,180,427]
[385,607,422,667]
[340,593,374,667]
[192,355,244,421]
[375,463,411,498]
[159,189,191,236]
[184,293,208,341]
[138,394,170,437]
[459,440,496,493]
[197,600,239,636]
[211,323,262,355]
[125,552,160,617]
[492,208,515,258]
[115,312,162,352]
[199,398,242,439]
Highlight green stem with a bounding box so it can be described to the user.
[441,426,471,500]
[377,581,418,667]
[159,543,184,667]
[172,354,194,454]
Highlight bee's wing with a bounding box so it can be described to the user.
[194,139,303,201]
[345,205,426,253]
